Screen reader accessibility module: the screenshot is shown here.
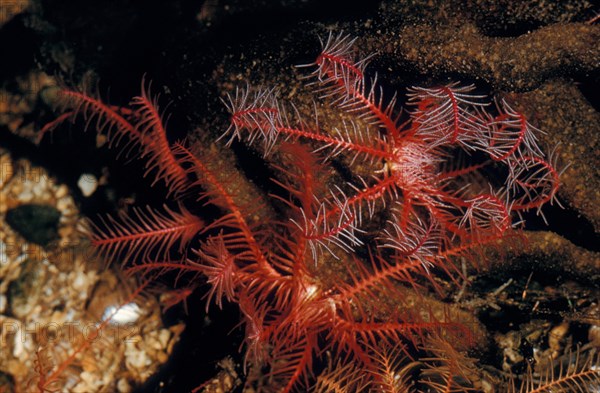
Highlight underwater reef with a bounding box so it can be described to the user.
[0,0,599,392]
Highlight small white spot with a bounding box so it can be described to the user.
[77,173,98,197]
[102,303,141,325]
[13,329,24,357]
[0,242,7,266]
[305,285,318,299]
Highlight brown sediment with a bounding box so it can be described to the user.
[375,21,598,91]
[492,231,600,281]
[0,149,183,391]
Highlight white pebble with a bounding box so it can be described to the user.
[56,196,71,212]
[102,302,142,325]
[55,184,69,199]
[77,174,98,197]
[12,328,24,357]
[19,190,33,202]
[0,241,7,266]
